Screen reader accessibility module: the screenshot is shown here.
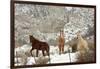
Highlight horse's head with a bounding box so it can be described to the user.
[60,29,64,34]
[29,35,33,43]
[29,35,37,43]
[76,31,82,40]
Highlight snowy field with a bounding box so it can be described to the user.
[14,45,78,66]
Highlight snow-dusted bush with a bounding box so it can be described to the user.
[64,45,72,53]
[15,44,31,66]
[50,46,59,55]
[26,57,36,65]
[76,51,95,62]
[15,44,31,57]
[15,55,27,66]
[35,56,50,64]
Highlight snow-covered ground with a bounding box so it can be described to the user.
[15,44,78,66]
[50,53,77,63]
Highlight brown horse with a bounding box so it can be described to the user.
[29,35,50,57]
[58,30,65,54]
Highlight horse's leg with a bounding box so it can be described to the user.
[45,49,49,56]
[42,50,45,56]
[59,45,61,55]
[62,44,64,54]
[47,48,51,63]
[47,50,50,56]
[36,49,38,57]
[30,48,33,56]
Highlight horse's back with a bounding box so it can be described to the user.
[40,42,49,49]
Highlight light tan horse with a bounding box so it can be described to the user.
[76,32,89,54]
[58,30,65,54]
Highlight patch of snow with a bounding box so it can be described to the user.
[65,7,73,11]
[50,46,59,55]
[50,53,77,63]
[26,57,35,65]
[15,44,78,66]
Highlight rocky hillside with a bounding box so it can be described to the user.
[15,3,95,47]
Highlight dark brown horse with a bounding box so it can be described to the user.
[29,35,50,57]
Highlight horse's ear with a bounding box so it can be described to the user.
[29,35,31,37]
[76,31,81,36]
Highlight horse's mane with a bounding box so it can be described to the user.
[30,35,40,43]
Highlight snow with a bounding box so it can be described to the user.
[50,45,72,55]
[26,57,35,65]
[50,53,77,63]
[65,7,73,11]
[24,53,77,65]
[15,45,77,66]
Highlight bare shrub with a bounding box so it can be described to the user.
[76,51,95,63]
[15,55,28,66]
[88,40,95,51]
[35,56,50,64]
